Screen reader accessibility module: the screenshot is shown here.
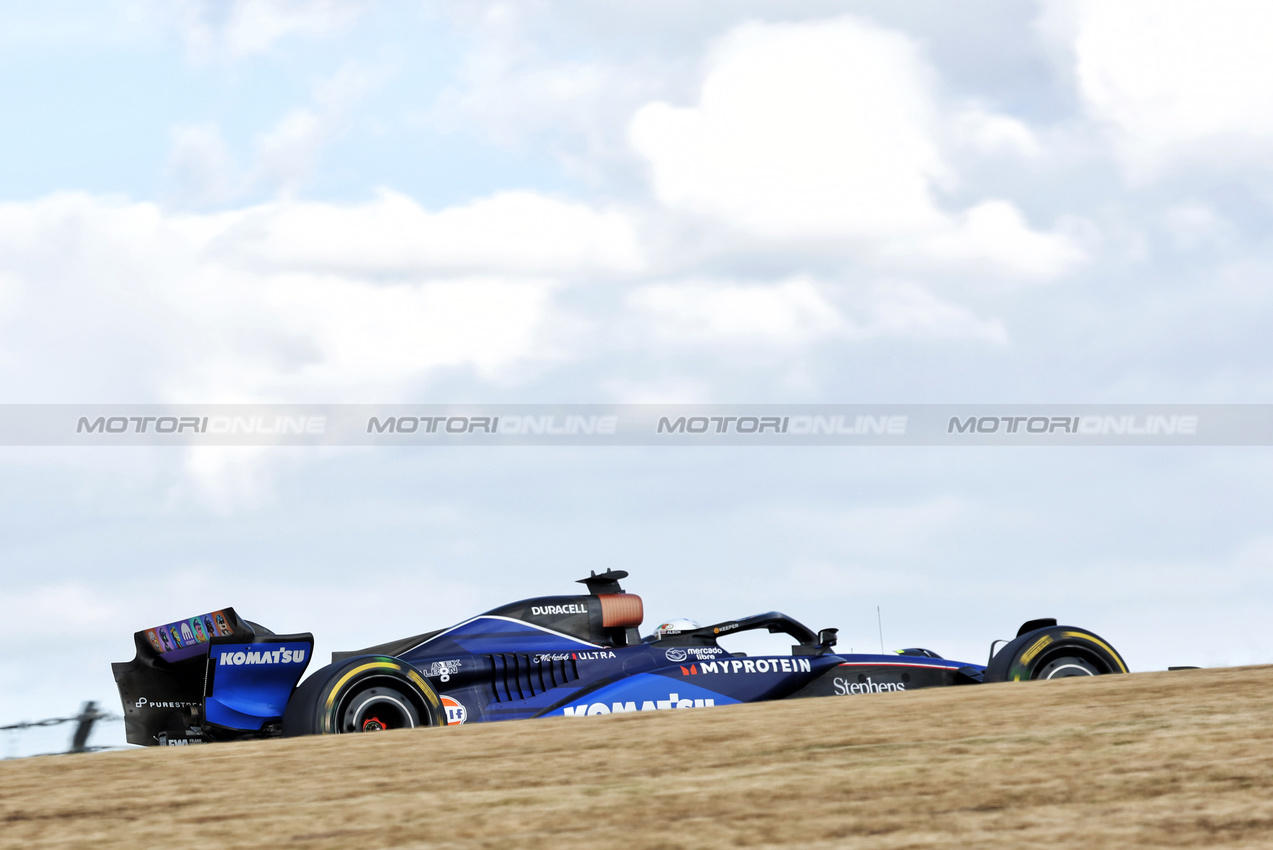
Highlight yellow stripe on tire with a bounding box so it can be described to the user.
[1060,631,1128,673]
[322,661,403,732]
[1021,634,1053,665]
[406,670,439,708]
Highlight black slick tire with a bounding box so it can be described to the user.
[281,655,444,736]
[984,625,1127,683]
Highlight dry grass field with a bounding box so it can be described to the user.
[3,665,1273,849]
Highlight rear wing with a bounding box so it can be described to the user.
[112,607,313,746]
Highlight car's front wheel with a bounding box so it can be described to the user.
[1034,655,1101,679]
[984,625,1126,683]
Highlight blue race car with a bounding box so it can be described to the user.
[112,570,1128,745]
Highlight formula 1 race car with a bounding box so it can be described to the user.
[112,570,1128,746]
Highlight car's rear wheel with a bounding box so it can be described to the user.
[281,656,444,737]
[342,685,420,733]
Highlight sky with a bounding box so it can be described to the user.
[3,0,1273,756]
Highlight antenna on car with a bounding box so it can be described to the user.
[877,605,884,654]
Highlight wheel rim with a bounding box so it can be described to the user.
[340,686,419,733]
[1036,655,1100,679]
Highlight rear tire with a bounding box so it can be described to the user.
[984,626,1126,683]
[342,686,420,733]
[281,656,444,737]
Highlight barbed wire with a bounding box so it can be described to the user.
[1,712,122,731]
[2,701,124,759]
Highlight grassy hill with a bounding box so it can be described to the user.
[4,665,1273,848]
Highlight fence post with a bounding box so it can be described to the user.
[69,701,103,754]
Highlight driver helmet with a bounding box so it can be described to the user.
[653,618,701,639]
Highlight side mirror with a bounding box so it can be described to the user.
[818,628,838,649]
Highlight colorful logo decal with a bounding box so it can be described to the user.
[441,695,468,725]
[145,609,234,655]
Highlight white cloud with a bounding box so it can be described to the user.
[630,16,1087,280]
[0,189,630,402]
[427,2,683,182]
[631,17,948,242]
[854,282,1008,344]
[900,201,1089,279]
[0,582,120,642]
[1159,203,1235,251]
[225,189,644,276]
[256,273,558,388]
[631,277,843,341]
[1026,536,1273,609]
[165,124,242,206]
[179,445,279,512]
[1054,0,1273,176]
[630,277,1006,347]
[771,497,977,564]
[0,270,22,325]
[165,63,388,205]
[252,109,328,192]
[171,0,378,60]
[251,62,388,195]
[432,5,607,146]
[598,376,713,404]
[951,105,1042,158]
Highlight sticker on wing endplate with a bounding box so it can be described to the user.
[147,609,234,655]
[216,646,308,666]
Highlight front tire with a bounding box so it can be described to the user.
[984,626,1126,683]
[281,656,444,737]
[1034,655,1100,679]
